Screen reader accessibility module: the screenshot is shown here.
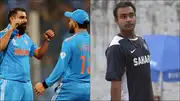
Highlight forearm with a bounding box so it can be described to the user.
[36,40,49,59]
[43,61,66,87]
[0,28,13,51]
[111,88,121,101]
[111,81,121,101]
[42,56,68,88]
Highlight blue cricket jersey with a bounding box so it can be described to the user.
[45,30,90,87]
[0,24,38,82]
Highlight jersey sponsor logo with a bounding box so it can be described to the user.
[14,48,29,56]
[133,55,150,66]
[60,52,66,59]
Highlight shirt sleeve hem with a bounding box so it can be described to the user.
[42,80,49,89]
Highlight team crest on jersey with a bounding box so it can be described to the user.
[60,52,66,59]
[24,40,28,45]
[12,39,18,46]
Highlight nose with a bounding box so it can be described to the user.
[126,17,132,22]
[24,19,27,23]
[22,17,27,23]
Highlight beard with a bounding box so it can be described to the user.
[17,23,26,35]
[69,27,75,34]
[124,23,135,30]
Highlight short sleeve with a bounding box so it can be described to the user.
[0,30,6,39]
[0,25,11,39]
[0,31,7,63]
[105,45,126,81]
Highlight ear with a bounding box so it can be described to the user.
[10,16,14,23]
[74,21,78,28]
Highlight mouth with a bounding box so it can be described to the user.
[22,23,26,26]
[126,24,134,28]
[21,23,27,28]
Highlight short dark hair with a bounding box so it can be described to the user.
[8,7,26,23]
[77,20,89,29]
[113,2,136,19]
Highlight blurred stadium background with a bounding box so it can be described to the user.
[91,0,180,100]
[0,0,89,100]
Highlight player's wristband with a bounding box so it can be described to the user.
[42,81,49,89]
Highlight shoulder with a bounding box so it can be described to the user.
[64,34,77,42]
[106,36,124,55]
[63,34,80,47]
[109,35,124,47]
[136,35,145,40]
[64,32,89,42]
[62,36,74,48]
[136,35,147,44]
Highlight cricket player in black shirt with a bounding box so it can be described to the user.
[105,2,154,101]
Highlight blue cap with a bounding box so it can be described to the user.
[64,9,89,24]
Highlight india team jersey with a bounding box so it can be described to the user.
[105,34,153,101]
[45,30,90,87]
[0,25,38,82]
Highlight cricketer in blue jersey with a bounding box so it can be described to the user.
[0,8,55,101]
[34,9,90,101]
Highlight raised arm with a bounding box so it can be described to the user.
[0,18,20,51]
[34,40,72,95]
[33,29,54,59]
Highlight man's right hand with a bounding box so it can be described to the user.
[0,18,22,51]
[10,17,22,30]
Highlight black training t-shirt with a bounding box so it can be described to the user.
[105,35,153,101]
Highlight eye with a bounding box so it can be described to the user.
[20,16,26,19]
[129,13,134,18]
[120,14,127,19]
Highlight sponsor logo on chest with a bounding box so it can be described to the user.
[133,55,150,66]
[12,39,29,56]
[14,48,29,56]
